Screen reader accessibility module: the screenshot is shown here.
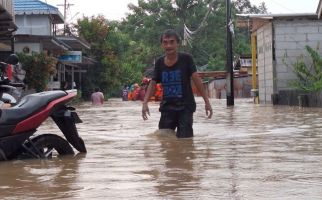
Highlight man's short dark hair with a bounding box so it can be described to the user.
[160,29,180,43]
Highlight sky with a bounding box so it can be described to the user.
[44,0,320,22]
[250,0,319,14]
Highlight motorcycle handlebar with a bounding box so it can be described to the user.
[0,55,24,89]
[0,78,25,89]
[8,82,25,88]
[0,85,17,91]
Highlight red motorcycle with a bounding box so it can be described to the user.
[0,55,86,161]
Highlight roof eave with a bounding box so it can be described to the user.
[237,13,319,32]
[55,36,91,50]
[317,0,322,18]
[15,34,69,51]
[15,10,64,24]
[237,13,317,19]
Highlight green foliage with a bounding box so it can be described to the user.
[208,55,226,71]
[119,0,265,71]
[233,0,268,14]
[17,52,57,92]
[287,46,322,92]
[76,16,149,97]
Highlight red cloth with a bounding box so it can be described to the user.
[6,64,13,80]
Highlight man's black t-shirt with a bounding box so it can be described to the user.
[152,52,197,112]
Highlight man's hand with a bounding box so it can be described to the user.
[142,103,150,120]
[205,102,213,119]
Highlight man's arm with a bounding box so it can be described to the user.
[142,80,156,120]
[191,72,213,118]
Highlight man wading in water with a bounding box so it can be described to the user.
[142,29,213,138]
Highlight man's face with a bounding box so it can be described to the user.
[161,36,178,56]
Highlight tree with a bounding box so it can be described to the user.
[75,15,149,97]
[233,0,268,14]
[72,0,266,98]
[119,0,266,72]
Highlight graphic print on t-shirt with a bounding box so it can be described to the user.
[161,69,183,99]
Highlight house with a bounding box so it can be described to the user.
[192,71,253,99]
[234,54,253,74]
[13,0,92,90]
[237,1,322,104]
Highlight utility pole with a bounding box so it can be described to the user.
[226,0,234,106]
[64,0,67,29]
[57,0,74,35]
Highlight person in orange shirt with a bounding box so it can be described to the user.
[128,84,135,101]
[132,83,141,101]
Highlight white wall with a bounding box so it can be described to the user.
[15,15,52,35]
[15,43,42,54]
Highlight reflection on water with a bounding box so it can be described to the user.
[1,98,322,199]
[0,154,85,199]
[143,130,200,198]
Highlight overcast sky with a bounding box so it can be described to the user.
[44,0,320,22]
[250,0,319,14]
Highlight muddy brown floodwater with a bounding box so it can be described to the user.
[1,97,322,199]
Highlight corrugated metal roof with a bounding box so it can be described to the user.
[14,0,64,24]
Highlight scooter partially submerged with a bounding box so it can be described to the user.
[0,55,86,161]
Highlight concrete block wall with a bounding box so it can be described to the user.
[274,19,322,92]
[257,23,274,103]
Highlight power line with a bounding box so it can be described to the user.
[183,0,217,46]
[266,0,298,13]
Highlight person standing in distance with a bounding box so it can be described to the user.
[142,29,213,138]
[91,87,104,106]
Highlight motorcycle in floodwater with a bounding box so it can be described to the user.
[0,54,86,161]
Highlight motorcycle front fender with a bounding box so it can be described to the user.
[51,108,87,153]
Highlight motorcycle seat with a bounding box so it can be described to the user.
[0,90,67,125]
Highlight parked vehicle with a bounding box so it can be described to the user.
[0,54,86,161]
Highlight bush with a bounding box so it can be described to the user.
[287,45,322,92]
[17,52,57,92]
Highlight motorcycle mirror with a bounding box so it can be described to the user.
[5,54,19,65]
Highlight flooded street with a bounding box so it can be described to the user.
[1,97,322,199]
